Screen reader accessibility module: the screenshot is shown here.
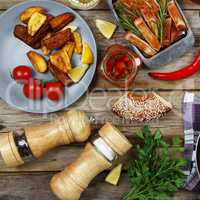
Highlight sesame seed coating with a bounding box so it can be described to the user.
[112,92,172,122]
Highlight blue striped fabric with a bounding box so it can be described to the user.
[183,92,200,191]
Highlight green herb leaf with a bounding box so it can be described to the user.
[172,136,182,146]
[114,2,141,37]
[123,126,186,200]
[154,128,162,140]
[157,0,169,44]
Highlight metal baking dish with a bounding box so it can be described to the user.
[108,0,195,69]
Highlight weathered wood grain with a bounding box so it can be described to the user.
[0,1,199,200]
[0,0,199,10]
[0,172,199,200]
[0,90,192,172]
[0,91,187,132]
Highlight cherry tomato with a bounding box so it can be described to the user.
[12,66,32,84]
[23,79,44,100]
[46,82,64,101]
[114,60,126,76]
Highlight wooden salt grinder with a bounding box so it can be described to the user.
[0,110,91,167]
[50,122,132,200]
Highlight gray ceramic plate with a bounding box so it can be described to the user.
[0,0,97,113]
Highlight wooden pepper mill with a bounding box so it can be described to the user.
[0,110,91,167]
[50,122,132,200]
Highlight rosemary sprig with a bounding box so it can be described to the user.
[157,0,169,44]
[123,126,186,200]
[114,2,141,36]
[118,15,141,36]
[114,1,139,18]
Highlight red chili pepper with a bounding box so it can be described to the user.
[149,51,200,81]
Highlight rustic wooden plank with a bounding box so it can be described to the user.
[0,0,107,10]
[0,172,199,200]
[0,0,199,10]
[0,91,191,134]
[0,2,198,200]
[0,90,187,131]
[0,90,193,172]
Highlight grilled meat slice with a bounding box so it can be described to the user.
[14,25,41,49]
[50,12,74,31]
[42,28,72,50]
[125,32,157,56]
[171,21,186,43]
[14,18,51,49]
[134,17,161,51]
[145,0,160,13]
[168,0,186,31]
[163,17,172,47]
[140,8,159,36]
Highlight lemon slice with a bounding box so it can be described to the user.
[96,19,117,39]
[81,41,94,64]
[105,164,122,186]
[68,64,89,83]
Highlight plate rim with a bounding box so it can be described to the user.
[0,0,97,114]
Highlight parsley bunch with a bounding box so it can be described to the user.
[123,126,186,200]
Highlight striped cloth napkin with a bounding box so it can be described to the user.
[183,92,200,191]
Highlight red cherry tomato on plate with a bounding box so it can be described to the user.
[12,66,32,84]
[46,82,64,101]
[23,79,44,100]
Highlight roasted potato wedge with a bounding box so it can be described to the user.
[41,33,52,56]
[20,6,45,24]
[42,28,72,50]
[49,12,74,31]
[62,42,75,59]
[28,12,47,36]
[73,32,82,54]
[27,51,48,73]
[50,50,72,73]
[48,61,73,86]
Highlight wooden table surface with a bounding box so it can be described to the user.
[0,0,200,199]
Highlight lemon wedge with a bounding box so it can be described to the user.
[68,64,89,83]
[81,41,94,65]
[96,19,117,39]
[105,164,122,186]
